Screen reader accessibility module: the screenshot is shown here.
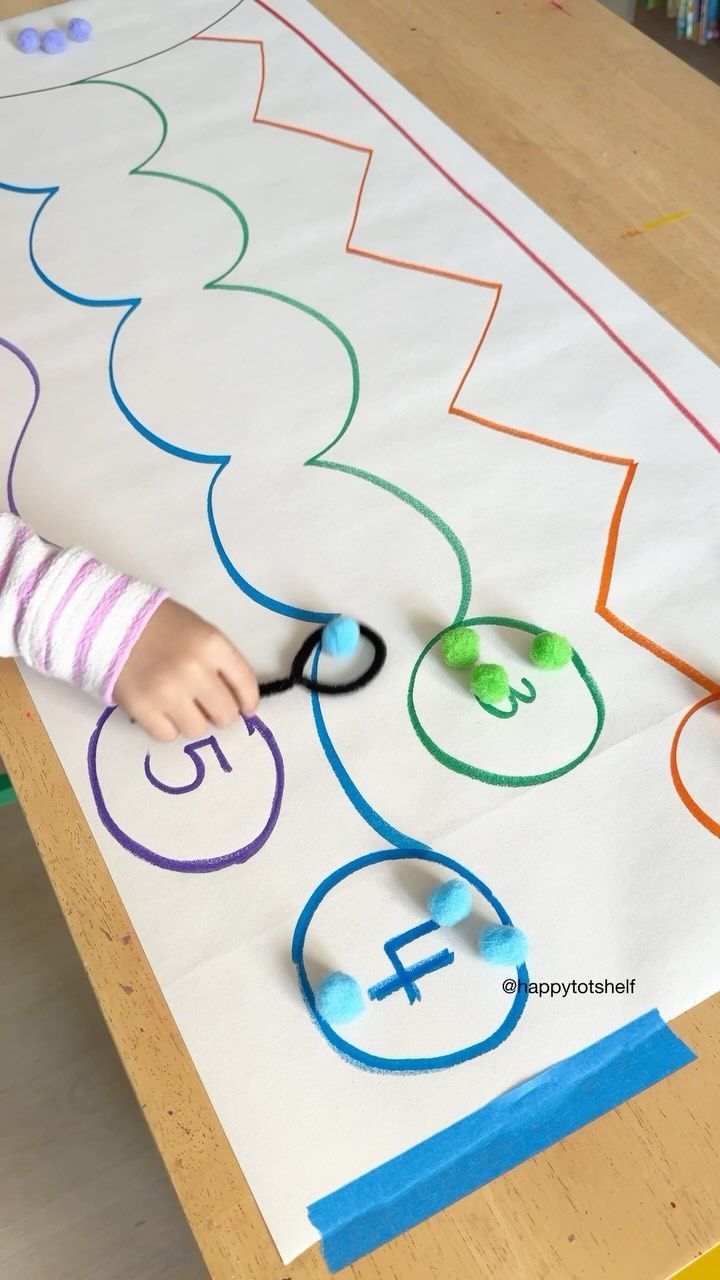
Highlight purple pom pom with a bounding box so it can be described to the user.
[41,28,68,53]
[16,27,41,52]
[68,17,92,42]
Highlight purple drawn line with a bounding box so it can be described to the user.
[0,335,40,517]
[144,734,233,795]
[88,706,285,872]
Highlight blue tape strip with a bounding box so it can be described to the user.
[308,1009,695,1271]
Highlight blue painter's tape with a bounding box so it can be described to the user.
[308,1009,695,1271]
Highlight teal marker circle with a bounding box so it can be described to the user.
[293,848,528,1072]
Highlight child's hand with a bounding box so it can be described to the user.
[113,599,259,741]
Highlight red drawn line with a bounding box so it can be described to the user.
[249,0,719,456]
[201,34,501,303]
[194,20,720,831]
[194,28,717,690]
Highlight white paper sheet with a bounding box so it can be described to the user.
[1,0,719,1261]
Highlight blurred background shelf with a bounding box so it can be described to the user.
[599,0,720,82]
[634,2,720,82]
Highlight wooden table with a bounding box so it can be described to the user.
[1,1,719,1277]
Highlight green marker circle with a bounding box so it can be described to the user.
[407,615,605,787]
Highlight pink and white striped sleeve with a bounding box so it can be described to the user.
[0,513,167,704]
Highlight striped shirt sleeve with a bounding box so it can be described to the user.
[0,513,167,703]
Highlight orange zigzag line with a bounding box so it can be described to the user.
[195,32,718,710]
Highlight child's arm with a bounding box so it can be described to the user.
[0,513,258,740]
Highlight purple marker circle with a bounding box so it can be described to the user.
[88,706,284,873]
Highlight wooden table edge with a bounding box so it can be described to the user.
[2,0,720,1275]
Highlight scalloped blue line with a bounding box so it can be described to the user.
[0,175,398,829]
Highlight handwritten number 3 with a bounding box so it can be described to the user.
[476,678,537,720]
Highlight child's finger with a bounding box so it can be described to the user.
[172,698,212,740]
[218,646,259,714]
[135,706,179,743]
[195,673,241,728]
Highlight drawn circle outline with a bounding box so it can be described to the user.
[292,847,528,1072]
[407,615,605,787]
[88,705,284,872]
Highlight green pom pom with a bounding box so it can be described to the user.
[530,632,573,670]
[471,663,510,704]
[442,626,480,669]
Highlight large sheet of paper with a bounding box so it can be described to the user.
[1,0,718,1262]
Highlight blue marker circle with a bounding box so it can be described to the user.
[292,848,528,1072]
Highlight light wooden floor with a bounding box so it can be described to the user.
[0,801,208,1280]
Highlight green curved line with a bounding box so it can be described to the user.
[86,79,249,275]
[512,677,537,704]
[476,676,537,719]
[213,282,360,443]
[476,697,518,720]
[81,77,473,623]
[84,77,168,169]
[312,459,472,624]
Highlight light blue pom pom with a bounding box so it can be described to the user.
[322,616,360,658]
[316,972,364,1024]
[428,879,472,927]
[41,28,67,52]
[17,27,41,52]
[68,17,92,41]
[480,924,528,966]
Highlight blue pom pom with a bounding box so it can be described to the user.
[428,879,472,927]
[316,972,364,1025]
[68,17,92,41]
[322,616,360,658]
[41,28,67,52]
[479,924,528,966]
[16,27,41,52]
